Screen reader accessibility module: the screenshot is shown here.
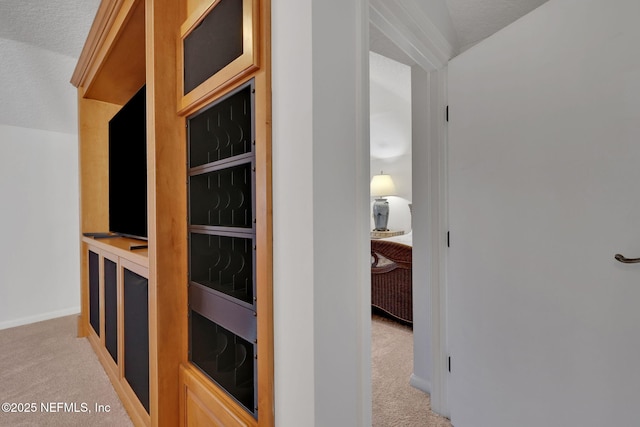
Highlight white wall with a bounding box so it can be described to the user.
[370,52,412,232]
[0,124,80,329]
[409,65,432,394]
[271,0,315,424]
[447,0,640,425]
[272,0,370,425]
[0,34,81,329]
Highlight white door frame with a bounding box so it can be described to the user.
[368,0,452,418]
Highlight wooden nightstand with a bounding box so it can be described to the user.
[370,230,405,239]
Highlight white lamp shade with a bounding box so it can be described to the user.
[370,174,397,197]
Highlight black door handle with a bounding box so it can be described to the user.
[614,254,640,264]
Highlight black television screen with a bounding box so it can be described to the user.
[109,85,147,240]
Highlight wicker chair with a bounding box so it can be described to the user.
[371,239,412,324]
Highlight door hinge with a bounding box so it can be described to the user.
[447,231,450,248]
[448,356,452,373]
[446,105,449,122]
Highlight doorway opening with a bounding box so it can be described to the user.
[369,49,419,425]
[365,0,454,418]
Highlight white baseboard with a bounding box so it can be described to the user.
[0,307,81,331]
[410,373,432,394]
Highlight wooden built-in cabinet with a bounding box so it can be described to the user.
[72,0,272,426]
[83,236,151,425]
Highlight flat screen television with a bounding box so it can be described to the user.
[109,85,147,240]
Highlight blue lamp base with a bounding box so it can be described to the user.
[373,198,389,231]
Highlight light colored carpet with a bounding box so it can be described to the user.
[1,314,451,427]
[372,315,452,427]
[0,315,133,427]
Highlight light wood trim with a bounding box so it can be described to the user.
[86,327,99,351]
[115,359,152,427]
[180,0,219,34]
[177,0,259,115]
[146,0,187,425]
[179,364,256,427]
[82,236,149,268]
[71,0,126,86]
[254,0,274,423]
[186,0,208,18]
[121,376,152,427]
[77,315,86,338]
[73,0,146,106]
[120,257,149,278]
[84,0,146,104]
[86,327,105,365]
[78,96,120,234]
[86,309,150,427]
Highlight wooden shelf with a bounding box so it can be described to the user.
[82,236,148,268]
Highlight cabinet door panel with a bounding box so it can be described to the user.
[88,250,100,336]
[124,268,149,413]
[104,258,118,362]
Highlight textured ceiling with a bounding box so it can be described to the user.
[0,0,99,59]
[0,0,551,60]
[0,0,550,135]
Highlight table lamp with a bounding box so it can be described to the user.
[370,172,397,231]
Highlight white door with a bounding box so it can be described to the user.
[447,1,640,426]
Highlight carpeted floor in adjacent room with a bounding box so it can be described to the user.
[372,314,452,427]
